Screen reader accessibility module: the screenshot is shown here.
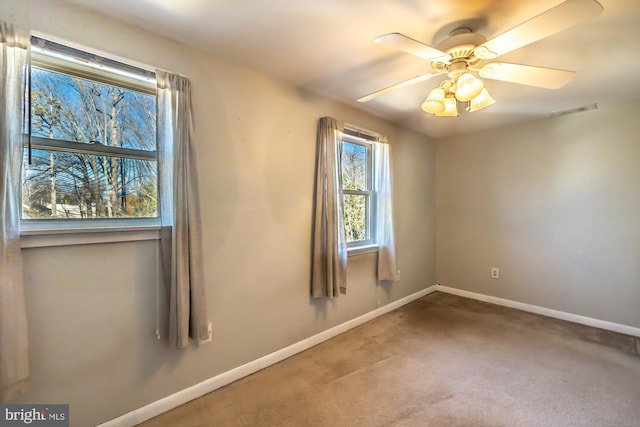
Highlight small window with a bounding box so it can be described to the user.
[341,136,374,247]
[22,37,158,223]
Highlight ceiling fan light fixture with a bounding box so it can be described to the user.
[455,72,484,102]
[466,88,496,112]
[360,0,605,120]
[435,95,459,117]
[421,87,446,114]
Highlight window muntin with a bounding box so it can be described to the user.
[341,137,374,246]
[22,37,158,222]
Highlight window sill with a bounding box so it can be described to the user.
[347,244,378,257]
[20,225,160,248]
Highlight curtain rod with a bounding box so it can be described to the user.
[343,124,380,142]
[30,30,189,79]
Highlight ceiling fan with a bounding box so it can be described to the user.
[357,0,603,116]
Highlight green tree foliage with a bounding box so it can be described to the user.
[342,142,368,242]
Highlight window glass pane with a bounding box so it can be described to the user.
[343,194,368,242]
[342,142,367,191]
[31,67,156,151]
[22,149,157,219]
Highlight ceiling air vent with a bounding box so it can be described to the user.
[550,103,598,117]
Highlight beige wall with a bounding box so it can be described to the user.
[436,99,640,328]
[5,1,638,425]
[2,1,436,425]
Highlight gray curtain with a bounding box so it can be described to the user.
[311,117,347,297]
[0,21,29,402]
[157,70,209,348]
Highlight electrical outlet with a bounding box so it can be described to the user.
[198,321,213,345]
[491,268,500,279]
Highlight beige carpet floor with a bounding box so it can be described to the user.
[139,292,640,426]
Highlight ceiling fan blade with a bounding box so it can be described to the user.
[479,62,575,89]
[357,74,437,102]
[474,0,603,59]
[375,33,451,62]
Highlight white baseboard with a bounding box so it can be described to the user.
[97,285,438,427]
[435,285,640,338]
[98,284,639,426]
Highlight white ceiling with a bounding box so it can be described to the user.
[61,0,640,138]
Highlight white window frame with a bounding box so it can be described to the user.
[20,36,160,246]
[341,126,379,255]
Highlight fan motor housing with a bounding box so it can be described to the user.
[431,31,487,74]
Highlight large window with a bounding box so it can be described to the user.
[22,37,157,223]
[341,135,374,248]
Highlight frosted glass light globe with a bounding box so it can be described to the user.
[455,73,484,102]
